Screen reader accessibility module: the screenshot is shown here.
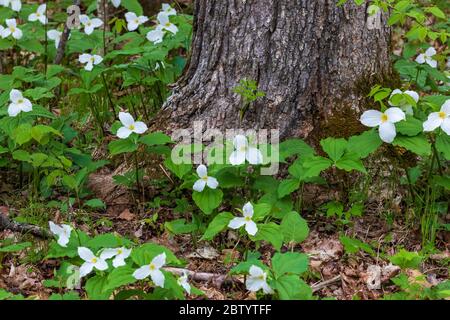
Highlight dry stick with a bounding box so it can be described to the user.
[0,214,51,239]
[54,0,81,65]
[311,275,342,293]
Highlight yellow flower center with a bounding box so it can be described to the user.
[129,124,135,130]
[134,19,139,24]
[37,13,41,17]
[17,99,23,104]
[149,264,156,270]
[10,27,15,32]
[381,114,389,123]
[258,275,265,280]
[239,146,247,152]
[202,176,208,181]
[245,216,251,222]
[87,22,92,26]
[90,57,95,62]
[439,111,446,119]
[117,249,123,254]
[165,22,171,27]
[91,258,97,263]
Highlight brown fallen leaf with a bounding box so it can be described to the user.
[118,208,135,221]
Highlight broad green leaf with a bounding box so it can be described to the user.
[436,134,450,160]
[85,275,113,300]
[272,252,309,277]
[393,135,431,156]
[0,242,32,252]
[280,211,309,244]
[302,156,333,177]
[201,212,233,240]
[139,132,172,146]
[339,235,375,256]
[165,219,198,235]
[347,130,382,158]
[335,153,367,173]
[108,139,138,155]
[320,137,347,162]
[192,188,223,215]
[106,266,137,291]
[252,223,283,251]
[396,116,423,136]
[274,275,312,300]
[277,179,300,199]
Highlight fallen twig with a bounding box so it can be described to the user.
[0,214,51,239]
[311,275,342,293]
[54,0,81,65]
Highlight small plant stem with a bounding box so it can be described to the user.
[101,72,116,117]
[44,7,48,77]
[431,141,443,176]
[134,150,141,210]
[102,0,107,56]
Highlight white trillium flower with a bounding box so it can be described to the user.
[360,107,406,143]
[48,221,72,247]
[47,29,62,49]
[1,19,22,39]
[161,3,177,16]
[228,202,258,236]
[229,135,263,165]
[246,265,274,294]
[147,26,164,44]
[100,247,132,268]
[193,165,219,192]
[415,47,437,68]
[125,12,149,31]
[116,112,148,138]
[132,252,166,288]
[79,15,103,35]
[8,89,32,117]
[423,99,450,135]
[78,53,103,71]
[157,13,178,34]
[78,247,108,277]
[28,4,47,25]
[1,0,21,12]
[389,89,419,115]
[177,272,191,295]
[110,0,121,8]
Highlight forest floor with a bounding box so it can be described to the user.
[1,170,448,300]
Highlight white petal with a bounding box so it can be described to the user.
[146,29,164,44]
[163,23,178,35]
[181,281,191,295]
[124,12,137,22]
[84,25,94,35]
[119,112,134,126]
[426,58,437,68]
[10,0,20,11]
[151,253,166,269]
[245,220,258,236]
[93,55,103,65]
[1,28,11,39]
[100,248,118,260]
[196,164,207,178]
[360,110,383,127]
[441,118,450,136]
[112,257,126,268]
[111,0,121,8]
[246,276,264,292]
[193,179,206,192]
[79,262,94,277]
[233,135,248,149]
[441,100,450,115]
[242,202,253,217]
[150,269,165,288]
[415,54,426,64]
[12,28,22,40]
[57,234,70,247]
[138,16,149,24]
[28,13,38,22]
[229,150,246,165]
[94,259,108,271]
[78,53,91,64]
[157,12,170,25]
[37,4,46,14]
[78,247,95,262]
[84,62,94,71]
[206,177,219,189]
[10,89,22,103]
[21,99,32,112]
[385,107,405,123]
[133,265,151,280]
[379,122,397,143]
[404,90,419,103]
[79,15,89,25]
[133,121,147,134]
[49,221,63,236]
[116,127,132,139]
[127,21,138,31]
[246,147,263,165]
[228,217,246,229]
[47,29,60,40]
[261,282,274,294]
[91,18,103,28]
[7,103,21,117]
[425,47,436,57]
[423,113,443,132]
[249,265,264,277]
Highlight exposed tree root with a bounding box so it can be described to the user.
[0,214,51,239]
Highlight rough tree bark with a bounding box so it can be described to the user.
[157,0,392,139]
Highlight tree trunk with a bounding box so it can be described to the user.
[157,0,392,139]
